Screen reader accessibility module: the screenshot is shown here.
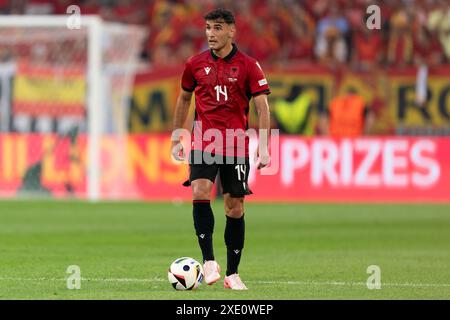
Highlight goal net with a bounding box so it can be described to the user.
[0,16,146,200]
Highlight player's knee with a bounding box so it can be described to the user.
[192,182,211,200]
[226,208,243,218]
[225,198,244,218]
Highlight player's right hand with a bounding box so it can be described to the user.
[171,140,185,162]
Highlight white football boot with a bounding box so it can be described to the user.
[203,260,221,285]
[224,273,248,290]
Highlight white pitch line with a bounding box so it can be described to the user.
[254,280,450,288]
[0,277,449,288]
[0,277,160,283]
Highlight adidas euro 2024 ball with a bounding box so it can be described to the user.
[168,257,204,290]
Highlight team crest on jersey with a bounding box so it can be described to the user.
[228,66,239,82]
[204,67,211,75]
[230,66,239,77]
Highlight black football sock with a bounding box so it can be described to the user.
[193,200,215,262]
[224,214,245,276]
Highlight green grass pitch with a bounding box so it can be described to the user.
[0,200,449,299]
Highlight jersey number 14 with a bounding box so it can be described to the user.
[214,85,228,102]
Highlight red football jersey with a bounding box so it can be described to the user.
[181,44,271,158]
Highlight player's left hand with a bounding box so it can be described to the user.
[254,148,270,170]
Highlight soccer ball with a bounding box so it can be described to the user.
[167,257,204,290]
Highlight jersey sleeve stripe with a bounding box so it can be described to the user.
[182,85,195,92]
[252,89,271,97]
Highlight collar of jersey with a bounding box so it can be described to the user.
[210,43,238,62]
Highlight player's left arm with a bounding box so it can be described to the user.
[253,94,271,169]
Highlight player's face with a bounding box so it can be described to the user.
[205,20,235,51]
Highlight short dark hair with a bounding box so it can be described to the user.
[204,8,235,24]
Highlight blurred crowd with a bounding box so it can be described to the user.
[0,0,449,70]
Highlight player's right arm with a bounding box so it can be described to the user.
[171,89,193,161]
[172,58,196,161]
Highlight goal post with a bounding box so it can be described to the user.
[87,16,102,202]
[0,15,146,201]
